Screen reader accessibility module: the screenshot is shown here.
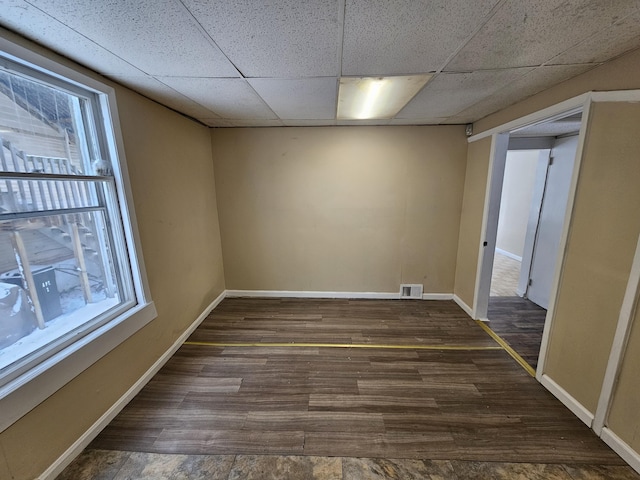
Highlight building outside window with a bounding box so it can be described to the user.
[0,38,153,408]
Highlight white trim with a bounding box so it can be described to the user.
[0,28,120,96]
[0,29,157,433]
[591,90,640,103]
[468,93,589,143]
[473,133,509,321]
[495,248,522,262]
[0,302,156,433]
[38,290,226,480]
[540,374,594,427]
[453,294,475,318]
[422,293,454,300]
[225,290,455,301]
[600,428,640,475]
[536,98,592,379]
[227,290,395,300]
[469,90,640,143]
[593,232,640,434]
[103,93,152,303]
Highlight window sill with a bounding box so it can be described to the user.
[0,301,156,433]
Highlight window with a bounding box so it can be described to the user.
[0,34,154,428]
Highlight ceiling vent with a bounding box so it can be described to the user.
[400,284,423,299]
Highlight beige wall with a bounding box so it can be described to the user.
[453,136,492,307]
[2,22,640,480]
[475,47,640,134]
[496,150,539,258]
[212,126,467,294]
[448,45,640,464]
[543,102,640,412]
[607,292,640,452]
[0,34,226,479]
[442,47,640,314]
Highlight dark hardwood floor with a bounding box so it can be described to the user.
[88,298,624,466]
[487,296,547,369]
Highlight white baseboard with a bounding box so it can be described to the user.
[453,294,474,318]
[600,427,640,475]
[422,293,454,300]
[495,247,523,262]
[540,373,594,427]
[226,289,454,301]
[225,289,400,299]
[40,290,227,480]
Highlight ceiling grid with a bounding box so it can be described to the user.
[1,0,638,127]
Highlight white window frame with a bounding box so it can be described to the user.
[0,32,156,432]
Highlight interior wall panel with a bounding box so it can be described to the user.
[211,126,467,294]
[543,102,640,413]
[453,136,492,308]
[607,292,640,453]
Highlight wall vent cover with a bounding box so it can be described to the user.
[400,284,423,299]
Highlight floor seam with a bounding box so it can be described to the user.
[475,320,537,377]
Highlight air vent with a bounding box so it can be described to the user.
[400,284,423,299]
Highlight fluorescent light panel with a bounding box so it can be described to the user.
[337,74,432,120]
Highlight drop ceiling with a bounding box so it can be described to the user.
[1,0,639,127]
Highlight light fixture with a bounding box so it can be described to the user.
[337,74,432,120]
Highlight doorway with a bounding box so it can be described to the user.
[483,112,583,370]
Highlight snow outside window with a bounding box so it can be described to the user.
[0,46,151,401]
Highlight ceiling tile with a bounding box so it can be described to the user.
[181,0,342,77]
[455,64,597,122]
[446,0,640,72]
[208,119,285,127]
[342,0,502,75]
[397,68,533,119]
[1,1,144,76]
[548,11,640,65]
[390,118,449,125]
[248,78,337,120]
[110,75,220,120]
[336,119,391,126]
[158,77,277,119]
[3,0,638,129]
[282,119,337,126]
[24,0,239,77]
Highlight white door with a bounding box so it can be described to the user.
[526,136,578,308]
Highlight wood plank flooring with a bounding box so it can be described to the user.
[88,298,625,467]
[487,296,547,369]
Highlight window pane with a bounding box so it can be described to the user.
[0,60,135,380]
[1,69,79,172]
[0,210,127,370]
[0,67,105,176]
[0,177,101,214]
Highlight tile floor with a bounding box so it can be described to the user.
[58,450,640,479]
[490,252,521,297]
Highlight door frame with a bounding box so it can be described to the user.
[469,93,591,381]
[467,90,640,474]
[471,132,509,321]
